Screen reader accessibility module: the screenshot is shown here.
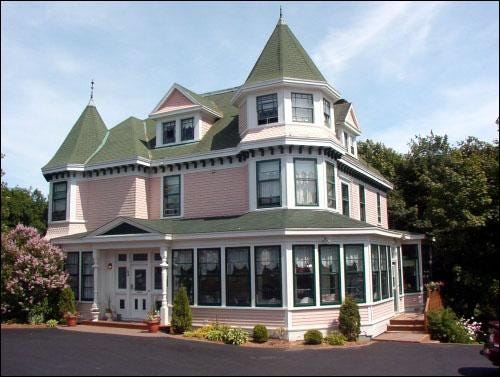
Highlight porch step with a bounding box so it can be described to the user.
[374,332,431,343]
[387,324,425,332]
[80,320,171,333]
[390,319,424,326]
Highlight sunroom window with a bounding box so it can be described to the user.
[344,245,365,303]
[226,247,251,307]
[256,94,278,125]
[172,249,194,305]
[292,93,314,123]
[319,245,341,305]
[197,248,221,306]
[255,246,282,307]
[293,245,315,306]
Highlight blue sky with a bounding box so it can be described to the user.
[1,1,499,196]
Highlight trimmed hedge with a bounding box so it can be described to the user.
[253,324,269,343]
[304,329,323,345]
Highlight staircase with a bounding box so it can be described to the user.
[374,313,432,343]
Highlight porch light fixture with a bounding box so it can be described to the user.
[107,262,113,270]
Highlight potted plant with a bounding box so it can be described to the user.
[58,287,78,327]
[104,296,113,321]
[144,308,160,333]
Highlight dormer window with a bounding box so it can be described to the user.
[162,121,176,144]
[323,99,331,127]
[343,132,349,149]
[181,117,194,141]
[351,135,356,155]
[292,93,313,123]
[256,94,278,125]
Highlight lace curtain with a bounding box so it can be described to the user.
[199,249,219,274]
[255,247,279,274]
[295,160,317,205]
[226,248,248,275]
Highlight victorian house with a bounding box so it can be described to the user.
[42,15,427,340]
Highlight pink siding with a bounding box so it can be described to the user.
[148,176,161,220]
[292,307,370,328]
[75,184,84,221]
[351,180,360,220]
[77,175,148,231]
[191,308,285,328]
[184,165,249,218]
[371,300,395,321]
[153,89,196,115]
[239,102,247,136]
[45,222,87,240]
[380,193,388,229]
[241,124,334,144]
[365,187,379,226]
[200,115,212,139]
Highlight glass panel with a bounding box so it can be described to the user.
[342,183,350,217]
[257,160,281,208]
[154,253,161,261]
[118,254,127,262]
[326,163,336,209]
[323,99,331,127]
[120,299,125,309]
[371,245,381,302]
[255,246,282,306]
[226,247,250,307]
[198,248,221,306]
[181,117,194,141]
[381,246,389,299]
[402,244,419,292]
[377,192,382,223]
[164,175,181,217]
[81,252,94,301]
[133,253,148,262]
[154,267,162,290]
[344,245,365,303]
[162,121,176,144]
[320,245,340,304]
[256,93,278,125]
[292,93,314,123]
[65,252,79,301]
[359,185,366,222]
[118,267,127,290]
[134,269,147,291]
[172,249,194,305]
[293,245,315,306]
[295,159,318,206]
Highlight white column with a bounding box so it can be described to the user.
[160,246,169,326]
[91,249,100,321]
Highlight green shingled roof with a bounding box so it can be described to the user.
[176,84,222,116]
[54,209,374,240]
[245,21,326,85]
[43,104,108,170]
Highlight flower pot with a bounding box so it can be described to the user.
[66,315,77,327]
[105,312,113,321]
[145,320,160,333]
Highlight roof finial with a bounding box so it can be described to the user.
[89,79,96,106]
[279,5,285,24]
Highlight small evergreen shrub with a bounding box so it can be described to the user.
[339,295,361,341]
[304,329,323,345]
[46,319,58,328]
[253,324,269,343]
[427,308,473,343]
[28,298,49,324]
[171,286,192,334]
[224,328,248,345]
[58,287,77,317]
[325,331,346,346]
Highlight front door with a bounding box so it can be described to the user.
[391,260,399,312]
[130,266,149,318]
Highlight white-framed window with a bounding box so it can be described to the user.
[292,93,314,123]
[341,182,350,217]
[181,117,194,141]
[294,158,318,206]
[163,175,181,217]
[256,93,278,125]
[52,181,67,221]
[256,159,281,208]
[323,99,331,127]
[326,162,336,209]
[162,121,176,144]
[64,251,94,302]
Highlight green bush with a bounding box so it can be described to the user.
[325,331,346,346]
[427,308,473,344]
[46,319,58,328]
[28,297,49,324]
[224,328,248,346]
[253,324,268,343]
[339,295,361,341]
[171,286,192,334]
[58,287,77,317]
[304,329,323,345]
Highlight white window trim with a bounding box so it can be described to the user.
[160,173,184,219]
[155,112,201,148]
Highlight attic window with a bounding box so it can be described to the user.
[256,94,278,125]
[162,121,176,144]
[181,117,194,141]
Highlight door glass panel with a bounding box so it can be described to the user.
[118,267,127,289]
[134,269,146,291]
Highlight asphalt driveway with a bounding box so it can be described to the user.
[1,329,498,376]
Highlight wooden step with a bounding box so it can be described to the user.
[390,319,425,326]
[81,320,148,330]
[387,324,425,332]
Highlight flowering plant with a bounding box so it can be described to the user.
[458,317,484,342]
[145,308,160,322]
[425,281,444,291]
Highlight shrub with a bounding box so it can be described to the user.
[58,287,77,317]
[46,319,58,328]
[304,329,323,345]
[206,328,227,342]
[339,295,361,341]
[271,326,287,340]
[28,297,49,324]
[224,328,248,346]
[171,286,192,334]
[1,225,68,322]
[427,308,474,343]
[183,324,217,338]
[325,331,346,346]
[253,324,268,343]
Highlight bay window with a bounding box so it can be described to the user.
[344,245,365,303]
[172,249,194,305]
[197,248,221,306]
[255,246,282,307]
[257,160,281,208]
[292,93,314,123]
[342,183,350,217]
[293,245,315,306]
[226,247,250,307]
[319,245,341,305]
[52,181,67,221]
[359,185,366,222]
[371,245,381,302]
[256,94,278,125]
[323,99,331,127]
[294,159,318,206]
[326,163,336,209]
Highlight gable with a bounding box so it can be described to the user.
[100,222,151,236]
[154,88,197,115]
[345,108,360,131]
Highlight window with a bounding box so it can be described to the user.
[118,254,127,262]
[344,245,365,303]
[323,99,331,127]
[81,252,94,301]
[326,163,336,209]
[351,136,355,155]
[257,160,281,208]
[341,183,350,217]
[65,252,80,301]
[359,185,366,222]
[162,121,176,144]
[255,246,282,306]
[343,132,349,148]
[172,249,194,305]
[52,181,67,221]
[397,246,403,295]
[197,248,221,306]
[154,253,161,261]
[377,192,382,224]
[319,245,340,305]
[294,159,318,206]
[292,93,314,123]
[226,247,250,307]
[118,267,127,290]
[163,175,181,217]
[256,94,278,125]
[133,253,148,262]
[381,246,389,299]
[402,244,419,293]
[293,245,315,307]
[154,267,162,290]
[371,245,381,302]
[181,117,194,141]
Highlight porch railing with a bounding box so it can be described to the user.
[424,286,444,331]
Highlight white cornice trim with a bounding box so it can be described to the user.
[149,105,202,119]
[338,158,393,190]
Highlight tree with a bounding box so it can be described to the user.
[171,286,192,334]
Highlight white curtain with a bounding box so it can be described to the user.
[256,247,278,274]
[295,160,316,205]
[199,249,219,274]
[294,246,312,269]
[226,248,248,275]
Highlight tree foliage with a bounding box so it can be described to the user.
[358,132,499,321]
